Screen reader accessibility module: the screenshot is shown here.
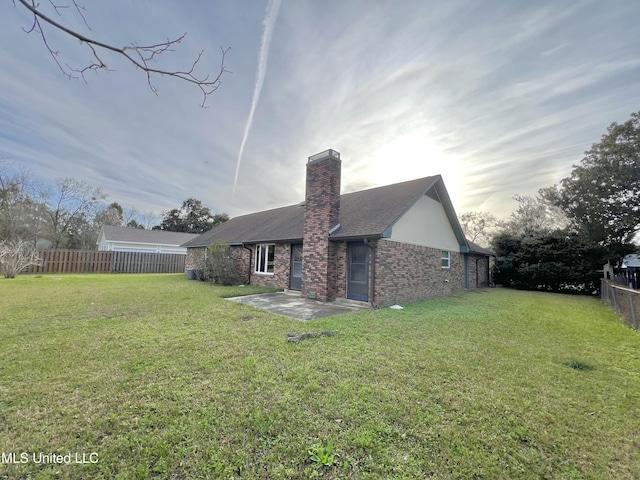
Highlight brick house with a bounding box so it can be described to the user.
[182,149,492,306]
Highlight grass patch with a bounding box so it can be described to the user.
[566,359,594,371]
[1,275,639,479]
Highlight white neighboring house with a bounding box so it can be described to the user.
[622,254,640,268]
[97,226,200,254]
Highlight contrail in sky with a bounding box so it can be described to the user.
[232,0,282,196]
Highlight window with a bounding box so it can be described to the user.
[441,250,450,268]
[255,244,275,274]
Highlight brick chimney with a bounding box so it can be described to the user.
[301,149,341,301]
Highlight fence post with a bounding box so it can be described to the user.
[609,283,614,307]
[630,296,638,330]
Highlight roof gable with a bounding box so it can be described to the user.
[330,176,438,240]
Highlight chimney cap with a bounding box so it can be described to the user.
[308,149,340,163]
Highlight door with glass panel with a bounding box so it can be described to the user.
[347,242,369,301]
[290,244,303,290]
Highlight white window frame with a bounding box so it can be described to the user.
[441,250,450,269]
[254,244,275,274]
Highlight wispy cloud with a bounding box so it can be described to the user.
[1,0,639,222]
[232,0,281,195]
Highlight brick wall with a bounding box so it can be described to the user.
[229,246,251,284]
[467,254,490,288]
[374,239,466,306]
[185,246,251,283]
[479,256,490,287]
[191,240,489,302]
[302,153,341,301]
[185,247,206,271]
[332,241,348,299]
[248,243,291,289]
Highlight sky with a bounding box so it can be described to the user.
[1,0,639,224]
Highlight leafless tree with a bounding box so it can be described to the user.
[0,239,42,278]
[94,202,124,228]
[120,207,160,230]
[502,194,570,237]
[459,211,502,247]
[0,159,48,243]
[14,0,230,107]
[42,177,107,249]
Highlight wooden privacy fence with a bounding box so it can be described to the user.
[601,279,640,331]
[111,251,185,273]
[22,250,186,274]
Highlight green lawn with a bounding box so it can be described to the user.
[1,274,639,479]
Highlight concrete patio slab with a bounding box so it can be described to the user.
[226,291,370,321]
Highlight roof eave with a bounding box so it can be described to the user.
[107,240,185,247]
[184,237,304,247]
[234,237,303,244]
[329,233,384,242]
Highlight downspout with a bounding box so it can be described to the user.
[363,238,378,308]
[242,244,252,285]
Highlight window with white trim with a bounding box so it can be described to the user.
[441,250,450,268]
[255,244,275,274]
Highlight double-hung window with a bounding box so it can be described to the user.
[441,250,450,268]
[255,244,275,274]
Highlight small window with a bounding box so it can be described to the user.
[441,250,450,268]
[255,244,275,274]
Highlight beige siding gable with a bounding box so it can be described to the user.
[388,194,460,251]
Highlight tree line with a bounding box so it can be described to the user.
[0,160,228,250]
[461,111,639,294]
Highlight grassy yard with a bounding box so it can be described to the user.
[1,274,639,479]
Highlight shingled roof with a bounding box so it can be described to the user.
[466,239,494,256]
[182,175,471,250]
[101,225,199,246]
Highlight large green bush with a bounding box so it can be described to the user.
[492,229,602,294]
[196,244,246,286]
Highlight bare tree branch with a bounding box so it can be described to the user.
[15,0,231,107]
[0,239,42,278]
